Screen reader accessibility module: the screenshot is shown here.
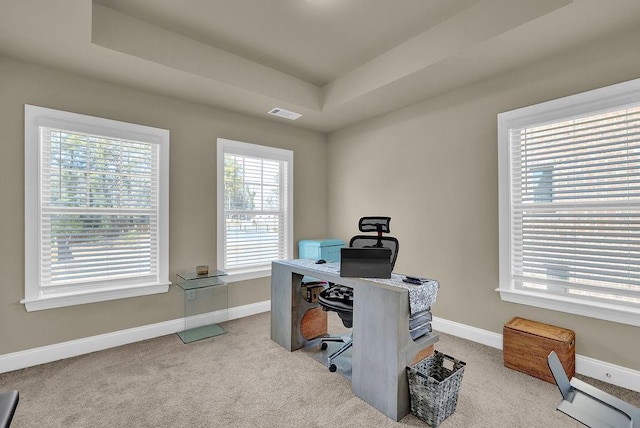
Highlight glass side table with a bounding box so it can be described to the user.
[176,270,228,343]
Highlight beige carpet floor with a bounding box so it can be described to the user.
[0,311,638,427]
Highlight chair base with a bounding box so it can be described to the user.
[0,390,19,428]
[548,351,640,428]
[319,335,352,372]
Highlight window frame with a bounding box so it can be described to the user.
[216,138,293,282]
[498,79,640,327]
[24,105,170,311]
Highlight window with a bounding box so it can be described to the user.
[216,138,293,281]
[24,105,170,311]
[498,79,640,327]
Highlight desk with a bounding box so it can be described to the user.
[270,259,439,421]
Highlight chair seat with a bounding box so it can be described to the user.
[318,285,353,328]
[319,285,353,301]
[317,295,352,313]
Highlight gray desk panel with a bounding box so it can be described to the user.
[270,259,439,421]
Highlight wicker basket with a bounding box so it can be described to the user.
[406,350,466,427]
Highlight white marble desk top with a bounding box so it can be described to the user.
[289,258,439,315]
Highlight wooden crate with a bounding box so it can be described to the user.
[503,317,575,384]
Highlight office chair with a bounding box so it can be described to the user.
[317,216,399,372]
[0,390,18,428]
[547,351,640,428]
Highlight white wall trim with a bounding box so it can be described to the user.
[2,304,636,394]
[0,300,271,374]
[228,300,270,319]
[432,316,504,349]
[497,289,640,328]
[22,283,171,312]
[24,104,171,312]
[432,316,640,393]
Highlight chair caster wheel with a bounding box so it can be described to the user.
[329,364,337,372]
[320,342,328,350]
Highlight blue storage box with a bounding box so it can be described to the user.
[298,239,344,263]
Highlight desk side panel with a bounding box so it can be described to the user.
[352,284,408,420]
[352,283,440,421]
[270,263,302,351]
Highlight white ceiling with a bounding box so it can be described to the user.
[1,0,640,133]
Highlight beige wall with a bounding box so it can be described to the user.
[0,56,327,354]
[327,26,640,370]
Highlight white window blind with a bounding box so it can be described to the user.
[510,107,640,305]
[217,139,293,279]
[25,105,170,311]
[40,127,158,289]
[498,79,640,326]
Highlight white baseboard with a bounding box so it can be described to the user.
[432,316,504,349]
[574,353,640,392]
[2,302,637,394]
[184,300,271,330]
[228,300,270,320]
[0,300,271,374]
[432,316,640,393]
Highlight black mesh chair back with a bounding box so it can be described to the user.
[358,216,391,233]
[350,216,399,271]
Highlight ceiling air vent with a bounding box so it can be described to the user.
[268,107,302,120]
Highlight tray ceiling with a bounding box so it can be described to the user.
[1,0,640,132]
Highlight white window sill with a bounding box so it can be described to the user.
[497,288,640,327]
[21,282,171,312]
